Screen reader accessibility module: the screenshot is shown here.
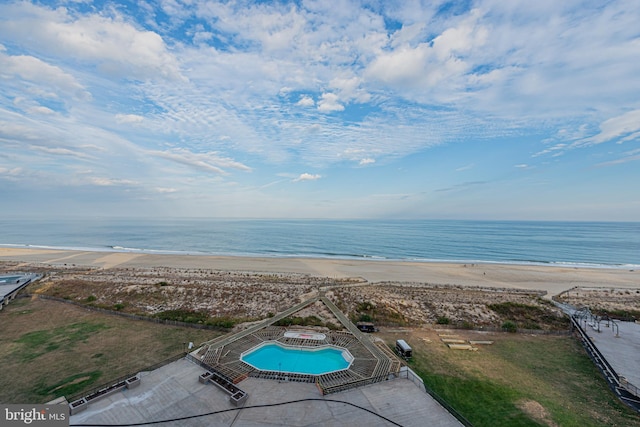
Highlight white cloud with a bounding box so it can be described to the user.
[148,148,252,175]
[155,187,178,193]
[0,2,184,82]
[29,145,95,160]
[27,106,55,115]
[329,75,370,104]
[586,110,640,145]
[0,167,23,177]
[455,164,474,172]
[0,51,90,100]
[359,158,375,165]
[296,95,315,107]
[317,93,344,112]
[115,114,144,124]
[293,173,322,182]
[89,177,138,187]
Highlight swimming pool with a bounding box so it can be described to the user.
[241,342,352,375]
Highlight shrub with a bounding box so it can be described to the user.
[436,316,450,325]
[359,314,373,322]
[205,317,236,329]
[501,320,517,333]
[155,309,208,324]
[459,320,474,329]
[357,301,375,312]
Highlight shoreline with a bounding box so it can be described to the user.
[1,247,638,299]
[1,244,637,270]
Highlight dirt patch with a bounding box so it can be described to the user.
[50,375,91,393]
[516,399,558,427]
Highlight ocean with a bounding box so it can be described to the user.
[0,219,638,269]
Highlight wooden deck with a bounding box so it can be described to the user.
[194,294,403,394]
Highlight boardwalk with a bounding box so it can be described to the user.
[0,273,41,310]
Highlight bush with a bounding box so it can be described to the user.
[436,316,450,325]
[522,321,541,330]
[357,302,375,312]
[274,315,331,328]
[501,321,517,333]
[205,317,236,329]
[359,314,373,322]
[455,320,474,329]
[155,309,208,324]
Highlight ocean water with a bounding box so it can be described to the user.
[0,219,638,268]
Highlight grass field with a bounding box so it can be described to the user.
[380,328,640,427]
[0,297,222,403]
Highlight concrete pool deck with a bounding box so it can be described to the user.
[69,357,463,427]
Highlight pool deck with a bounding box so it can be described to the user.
[69,357,463,427]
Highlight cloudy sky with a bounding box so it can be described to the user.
[1,0,639,220]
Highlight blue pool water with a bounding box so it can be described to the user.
[241,343,351,375]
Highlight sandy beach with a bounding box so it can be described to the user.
[2,247,638,298]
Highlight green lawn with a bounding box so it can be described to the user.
[399,330,640,427]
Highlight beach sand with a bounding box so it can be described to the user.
[1,247,638,299]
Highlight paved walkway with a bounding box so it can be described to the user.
[0,273,40,309]
[582,319,640,394]
[69,358,462,427]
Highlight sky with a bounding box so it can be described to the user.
[1,0,639,220]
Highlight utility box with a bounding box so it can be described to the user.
[395,339,412,359]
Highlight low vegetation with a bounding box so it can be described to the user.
[556,287,640,323]
[349,300,409,326]
[591,308,640,322]
[380,328,640,427]
[153,309,245,329]
[487,301,570,331]
[332,284,567,329]
[274,315,341,330]
[0,297,221,403]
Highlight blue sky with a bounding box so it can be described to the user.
[1,0,639,220]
